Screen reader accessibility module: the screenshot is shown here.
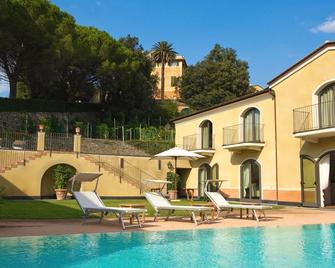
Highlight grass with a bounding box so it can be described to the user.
[0,199,283,220]
[0,199,209,219]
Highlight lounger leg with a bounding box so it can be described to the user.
[165,210,172,221]
[154,211,158,222]
[135,214,142,228]
[83,214,87,224]
[252,209,259,222]
[120,214,126,230]
[217,210,221,219]
[203,212,209,223]
[191,212,198,225]
[99,212,104,223]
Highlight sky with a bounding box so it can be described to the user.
[1,0,335,97]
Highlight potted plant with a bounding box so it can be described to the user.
[166,171,180,200]
[54,164,75,200]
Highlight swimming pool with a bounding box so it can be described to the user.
[1,224,335,267]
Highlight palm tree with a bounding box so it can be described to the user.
[151,41,177,100]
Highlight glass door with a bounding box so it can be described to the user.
[198,164,210,197]
[241,160,261,201]
[319,85,335,128]
[301,156,317,207]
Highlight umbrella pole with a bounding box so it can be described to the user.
[174,156,177,194]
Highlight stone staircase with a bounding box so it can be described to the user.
[81,154,155,192]
[0,150,48,173]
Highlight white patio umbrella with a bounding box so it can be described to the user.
[151,147,204,191]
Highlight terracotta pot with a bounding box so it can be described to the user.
[75,127,80,134]
[168,190,178,200]
[38,124,44,132]
[55,189,68,200]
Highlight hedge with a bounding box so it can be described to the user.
[0,98,102,113]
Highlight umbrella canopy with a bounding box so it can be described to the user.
[152,147,204,160]
[151,147,204,195]
[69,172,103,192]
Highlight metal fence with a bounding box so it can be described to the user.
[0,149,26,170]
[45,133,74,152]
[0,131,37,150]
[222,123,264,145]
[293,101,335,133]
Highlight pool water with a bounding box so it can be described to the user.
[1,224,335,268]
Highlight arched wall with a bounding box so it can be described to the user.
[40,163,77,198]
[0,152,170,198]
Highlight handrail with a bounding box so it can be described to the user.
[81,154,156,193]
[222,123,264,145]
[293,100,335,133]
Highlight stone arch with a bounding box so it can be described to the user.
[40,163,77,199]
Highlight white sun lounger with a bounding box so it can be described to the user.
[205,191,272,222]
[144,191,212,225]
[73,191,147,230]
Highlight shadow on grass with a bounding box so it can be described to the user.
[0,199,83,219]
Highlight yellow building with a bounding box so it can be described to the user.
[172,41,335,207]
[153,55,187,100]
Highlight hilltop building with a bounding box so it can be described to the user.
[152,55,187,100]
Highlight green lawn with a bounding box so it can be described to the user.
[0,199,282,220]
[0,199,210,219]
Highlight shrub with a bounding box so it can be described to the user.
[39,116,62,133]
[166,171,180,191]
[54,164,75,189]
[96,123,109,139]
[0,184,6,199]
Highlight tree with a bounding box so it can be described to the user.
[151,41,177,100]
[0,0,77,99]
[0,0,156,118]
[181,44,249,110]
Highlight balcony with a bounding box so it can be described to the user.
[182,134,215,156]
[222,123,265,152]
[293,101,335,142]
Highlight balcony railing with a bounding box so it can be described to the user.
[222,123,264,146]
[293,101,335,133]
[182,134,215,151]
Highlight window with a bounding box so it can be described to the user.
[171,76,178,87]
[200,120,213,149]
[211,164,219,191]
[243,108,261,142]
[319,83,335,128]
[168,61,179,67]
[198,164,211,197]
[241,160,261,200]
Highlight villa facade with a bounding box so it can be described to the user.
[152,55,187,100]
[173,42,335,207]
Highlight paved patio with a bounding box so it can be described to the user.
[1,207,335,237]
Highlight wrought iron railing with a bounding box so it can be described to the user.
[0,131,37,150]
[45,133,74,152]
[222,123,264,145]
[0,149,26,171]
[293,101,335,133]
[81,154,158,193]
[182,133,215,150]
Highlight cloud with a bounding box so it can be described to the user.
[0,82,9,97]
[311,17,335,33]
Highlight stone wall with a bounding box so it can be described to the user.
[0,112,99,134]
